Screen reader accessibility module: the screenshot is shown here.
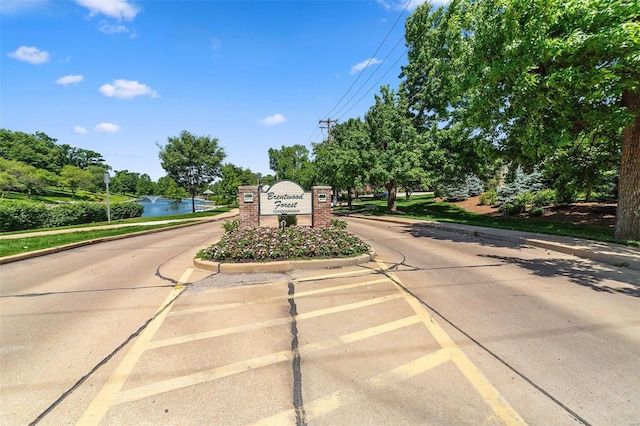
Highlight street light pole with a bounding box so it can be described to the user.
[104,172,111,223]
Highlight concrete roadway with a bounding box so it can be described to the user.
[1,217,639,425]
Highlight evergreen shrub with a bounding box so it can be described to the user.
[497,166,545,204]
[0,201,143,232]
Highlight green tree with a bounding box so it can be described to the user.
[313,118,368,207]
[364,86,425,212]
[164,179,189,201]
[402,0,639,240]
[211,163,257,202]
[0,129,61,172]
[464,0,639,240]
[402,0,499,190]
[110,170,140,194]
[60,165,91,198]
[135,174,157,196]
[85,165,110,193]
[157,130,226,213]
[268,144,315,189]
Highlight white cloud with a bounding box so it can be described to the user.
[56,74,84,85]
[350,58,383,74]
[0,0,51,14]
[75,0,139,20]
[259,114,286,126]
[100,22,129,34]
[95,122,121,133]
[73,126,88,134]
[376,0,431,11]
[8,46,50,64]
[99,79,158,99]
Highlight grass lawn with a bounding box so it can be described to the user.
[0,207,234,258]
[340,194,638,247]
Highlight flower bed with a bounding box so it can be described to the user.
[200,226,370,262]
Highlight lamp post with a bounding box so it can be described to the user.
[104,172,111,223]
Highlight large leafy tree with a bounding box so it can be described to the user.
[110,170,140,194]
[60,165,91,198]
[268,144,315,189]
[0,129,61,172]
[466,0,639,240]
[211,163,257,202]
[364,86,425,212]
[135,174,157,196]
[403,0,504,190]
[314,118,368,207]
[158,130,226,213]
[404,0,639,240]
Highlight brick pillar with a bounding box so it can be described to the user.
[238,185,259,229]
[312,186,332,228]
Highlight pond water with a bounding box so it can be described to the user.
[136,198,213,218]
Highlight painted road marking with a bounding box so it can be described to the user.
[149,278,393,349]
[76,268,193,426]
[253,348,453,426]
[168,276,388,317]
[375,260,526,425]
[78,264,525,425]
[113,306,418,405]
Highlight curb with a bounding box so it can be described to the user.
[193,251,375,273]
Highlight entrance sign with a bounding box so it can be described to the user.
[259,181,312,216]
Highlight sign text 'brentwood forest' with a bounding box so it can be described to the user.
[259,181,312,216]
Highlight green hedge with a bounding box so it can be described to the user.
[0,201,143,232]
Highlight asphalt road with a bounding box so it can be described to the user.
[345,217,640,426]
[1,217,639,425]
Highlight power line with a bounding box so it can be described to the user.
[322,0,412,121]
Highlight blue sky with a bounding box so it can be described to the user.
[1,0,439,181]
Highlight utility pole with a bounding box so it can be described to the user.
[318,118,338,142]
[319,118,339,206]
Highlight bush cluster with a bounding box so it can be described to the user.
[201,226,370,262]
[0,201,143,232]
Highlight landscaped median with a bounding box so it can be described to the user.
[194,220,374,273]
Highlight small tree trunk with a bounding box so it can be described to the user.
[615,89,640,241]
[191,195,196,213]
[348,187,353,208]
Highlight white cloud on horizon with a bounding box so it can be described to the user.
[56,74,84,85]
[99,22,136,37]
[0,0,51,14]
[376,0,433,11]
[73,126,88,134]
[350,58,383,74]
[8,45,50,64]
[99,79,158,99]
[75,0,139,21]
[259,114,286,126]
[95,122,121,133]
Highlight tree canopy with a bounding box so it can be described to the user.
[268,144,315,189]
[157,130,226,212]
[401,0,639,240]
